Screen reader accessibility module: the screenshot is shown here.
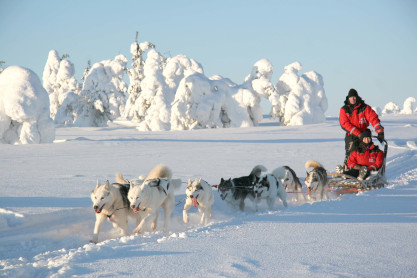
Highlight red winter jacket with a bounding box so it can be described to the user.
[347,143,384,171]
[339,97,384,137]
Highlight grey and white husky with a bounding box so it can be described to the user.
[128,165,181,234]
[218,165,267,211]
[254,168,288,210]
[305,160,329,201]
[90,176,142,243]
[183,179,214,225]
[273,166,306,202]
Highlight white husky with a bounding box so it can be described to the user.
[273,166,306,202]
[183,179,214,225]
[254,168,288,210]
[90,179,142,243]
[128,165,181,234]
[305,160,329,201]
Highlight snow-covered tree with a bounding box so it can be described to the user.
[171,73,226,130]
[400,97,416,114]
[243,59,276,125]
[135,49,171,131]
[382,102,400,114]
[276,62,327,126]
[163,54,204,92]
[372,106,382,116]
[42,50,61,95]
[124,41,155,121]
[75,55,128,126]
[0,61,5,74]
[0,66,55,144]
[42,50,80,122]
[170,72,262,130]
[49,59,79,120]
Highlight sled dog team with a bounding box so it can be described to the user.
[90,161,329,243]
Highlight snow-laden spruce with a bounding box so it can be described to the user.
[125,44,204,131]
[277,62,328,126]
[124,41,155,121]
[400,97,416,114]
[42,50,79,122]
[74,55,128,126]
[0,66,55,144]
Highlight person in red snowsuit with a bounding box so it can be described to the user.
[344,129,384,180]
[339,88,384,163]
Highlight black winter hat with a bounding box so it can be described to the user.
[348,88,358,97]
[360,129,372,140]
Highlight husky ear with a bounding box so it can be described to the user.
[105,180,110,189]
[198,178,202,184]
[96,180,100,189]
[188,178,192,185]
[221,178,224,182]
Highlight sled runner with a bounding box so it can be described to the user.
[328,138,388,195]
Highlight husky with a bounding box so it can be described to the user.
[305,160,329,201]
[273,166,306,202]
[128,165,181,234]
[218,165,267,211]
[254,168,288,210]
[183,179,214,225]
[90,177,142,243]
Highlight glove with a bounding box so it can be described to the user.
[377,132,384,143]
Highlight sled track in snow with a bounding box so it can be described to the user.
[1,148,417,277]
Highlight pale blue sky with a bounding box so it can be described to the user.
[1,0,416,115]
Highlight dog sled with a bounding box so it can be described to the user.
[328,138,388,195]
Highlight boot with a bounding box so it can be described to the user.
[357,166,368,181]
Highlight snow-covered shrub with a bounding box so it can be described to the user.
[75,55,128,126]
[400,97,416,114]
[0,66,55,144]
[276,62,327,126]
[382,102,400,114]
[170,72,261,130]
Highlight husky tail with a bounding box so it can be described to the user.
[115,172,129,184]
[305,160,322,170]
[146,165,172,180]
[250,165,267,178]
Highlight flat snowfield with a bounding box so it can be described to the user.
[1,115,417,277]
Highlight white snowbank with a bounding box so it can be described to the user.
[0,66,55,144]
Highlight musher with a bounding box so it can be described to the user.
[339,88,384,165]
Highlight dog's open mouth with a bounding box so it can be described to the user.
[94,204,105,213]
[256,191,263,200]
[220,193,227,200]
[307,187,311,195]
[133,203,145,212]
[191,196,199,207]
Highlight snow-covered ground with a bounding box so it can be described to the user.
[1,114,417,277]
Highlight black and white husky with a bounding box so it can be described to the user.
[273,166,306,202]
[305,160,329,201]
[183,179,214,225]
[90,176,142,243]
[128,165,181,234]
[254,168,288,210]
[218,165,267,211]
